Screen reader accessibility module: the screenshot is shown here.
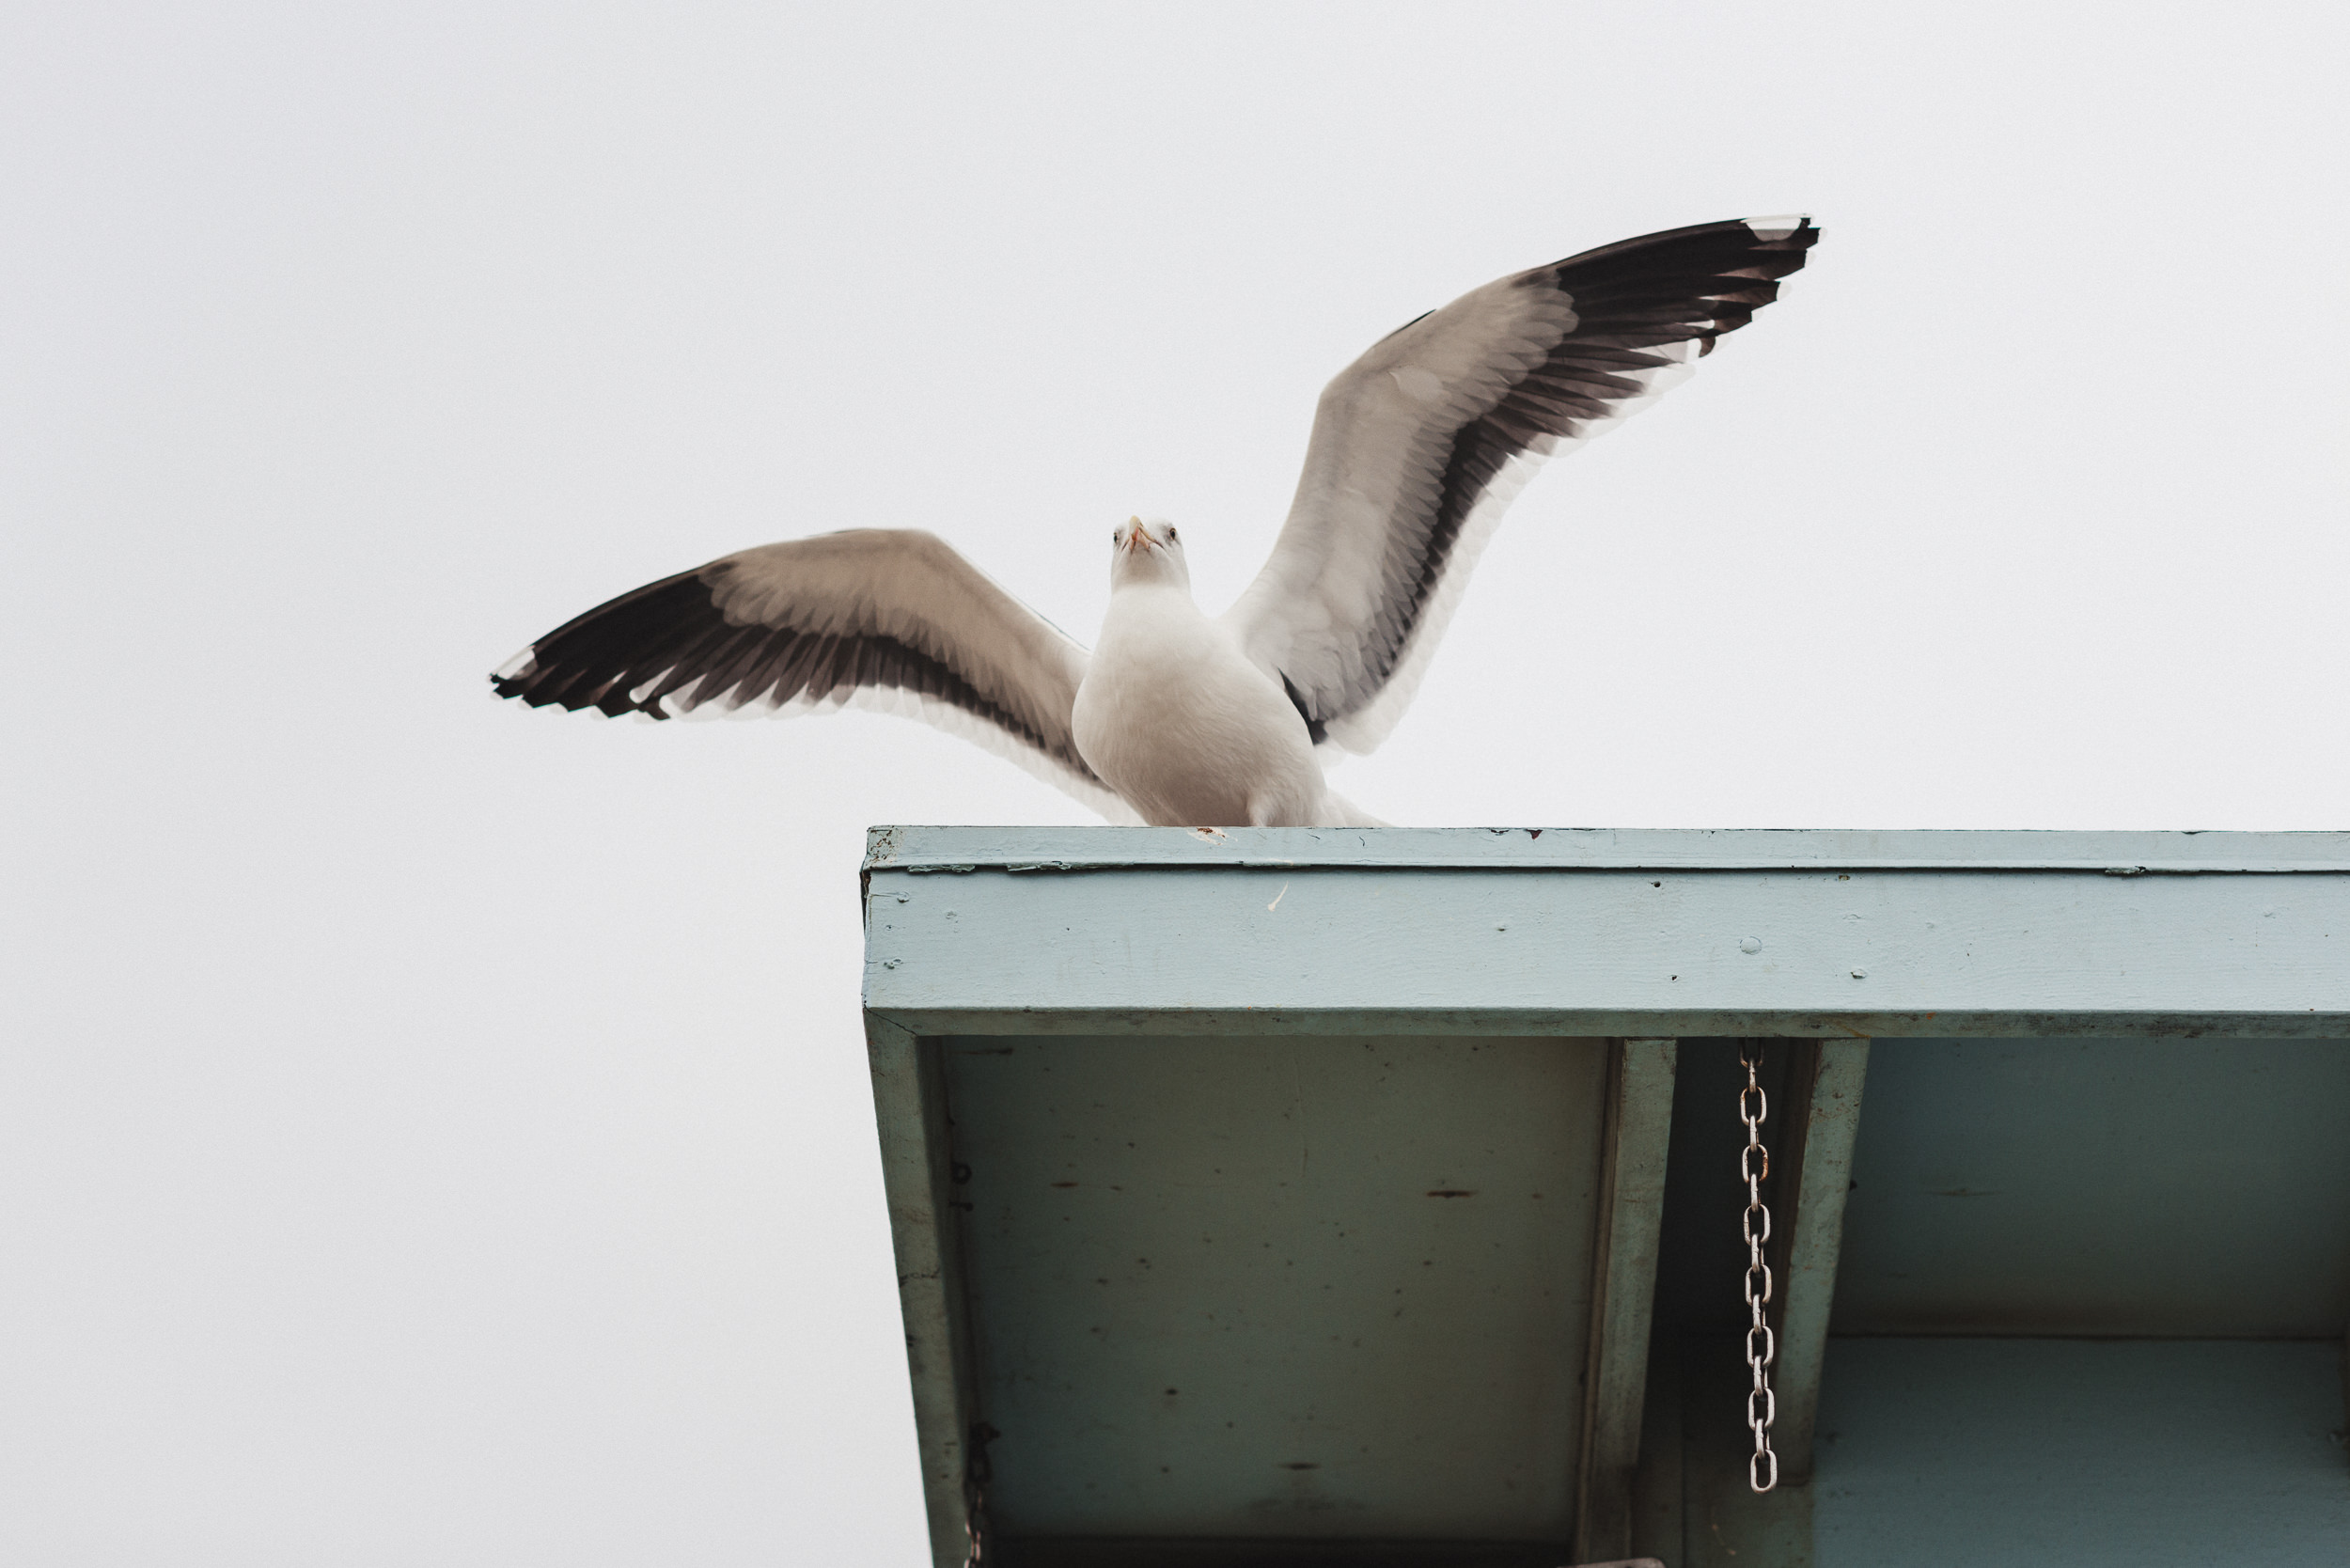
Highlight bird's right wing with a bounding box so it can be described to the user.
[1223,216,1818,755]
[491,528,1138,822]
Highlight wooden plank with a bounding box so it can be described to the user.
[1810,1340,2350,1560]
[873,1005,2347,1042]
[942,1034,1611,1540]
[864,856,2350,1032]
[1835,1038,2350,1340]
[1574,1039,1679,1563]
[1769,1040,1871,1484]
[865,1017,976,1568]
[867,824,2350,874]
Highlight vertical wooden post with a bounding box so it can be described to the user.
[1574,1038,1680,1563]
[866,1017,977,1568]
[1769,1038,1872,1484]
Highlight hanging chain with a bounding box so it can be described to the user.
[1739,1042,1778,1494]
[962,1421,998,1567]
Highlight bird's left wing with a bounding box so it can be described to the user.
[1223,216,1818,754]
[492,528,1139,821]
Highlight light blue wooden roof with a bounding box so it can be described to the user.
[859,827,2350,1567]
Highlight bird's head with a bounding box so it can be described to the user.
[1109,516,1191,591]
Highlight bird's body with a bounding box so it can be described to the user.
[493,216,1820,825]
[1073,529,1329,826]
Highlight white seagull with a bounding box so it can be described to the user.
[493,216,1818,826]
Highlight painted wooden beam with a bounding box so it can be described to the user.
[863,831,2350,1038]
[867,824,2350,875]
[1769,1040,1872,1485]
[1574,1039,1679,1563]
[875,1004,2340,1042]
[865,1019,976,1568]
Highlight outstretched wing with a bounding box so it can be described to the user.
[491,528,1137,821]
[1223,215,1819,754]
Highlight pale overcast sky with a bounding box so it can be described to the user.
[5,3,2344,1563]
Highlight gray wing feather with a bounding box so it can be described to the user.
[492,528,1137,821]
[1224,216,1818,754]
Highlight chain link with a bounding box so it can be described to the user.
[962,1421,998,1566]
[1739,1042,1778,1494]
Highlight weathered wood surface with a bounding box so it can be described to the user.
[858,828,2350,1567]
[1574,1041,1679,1564]
[1832,1036,2350,1338]
[867,824,2350,874]
[943,1034,1611,1543]
[865,1019,976,1568]
[1810,1341,2350,1564]
[864,831,2350,1037]
[1769,1041,1871,1484]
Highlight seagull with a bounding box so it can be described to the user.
[493,215,1818,826]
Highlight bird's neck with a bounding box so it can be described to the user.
[1099,580,1214,657]
[1109,558,1192,596]
[1111,576,1193,603]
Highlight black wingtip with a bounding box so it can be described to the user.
[487,663,533,701]
[1547,214,1822,290]
[486,569,724,719]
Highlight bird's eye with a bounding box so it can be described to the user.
[1167,526,1178,541]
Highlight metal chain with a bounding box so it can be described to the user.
[1739,1042,1778,1494]
[962,1421,998,1567]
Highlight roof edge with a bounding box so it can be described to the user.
[862,824,2350,875]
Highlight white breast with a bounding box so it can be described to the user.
[1073,584,1326,827]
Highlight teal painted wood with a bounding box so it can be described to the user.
[938,1033,1614,1546]
[863,830,2350,1036]
[865,1019,976,1568]
[1830,1037,2350,1338]
[867,825,2350,874]
[1771,1042,1870,1484]
[1574,1041,1679,1564]
[859,829,2350,1565]
[1811,1341,2350,1565]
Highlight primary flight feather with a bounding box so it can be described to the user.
[493,215,1819,826]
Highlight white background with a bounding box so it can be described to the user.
[5,3,2344,1562]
